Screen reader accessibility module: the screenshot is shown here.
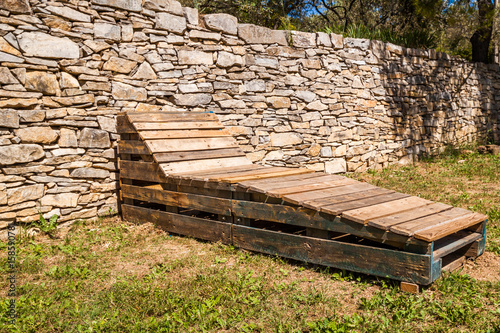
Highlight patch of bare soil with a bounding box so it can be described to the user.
[463,251,500,282]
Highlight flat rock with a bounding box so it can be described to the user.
[17,32,79,59]
[270,132,302,147]
[111,81,147,101]
[245,80,266,92]
[25,71,60,95]
[0,98,39,108]
[97,116,117,133]
[325,158,347,174]
[0,144,43,165]
[0,0,31,13]
[178,50,213,65]
[0,185,6,205]
[144,0,183,15]
[156,12,186,34]
[58,129,77,148]
[50,94,95,106]
[295,90,317,103]
[173,93,212,106]
[0,51,23,63]
[0,68,19,84]
[45,5,91,22]
[132,62,157,80]
[267,96,291,108]
[217,51,243,67]
[103,57,137,74]
[15,127,58,144]
[79,128,111,148]
[316,32,332,47]
[238,24,287,45]
[7,184,44,205]
[94,23,121,41]
[291,31,316,48]
[0,37,21,56]
[344,38,370,50]
[71,168,110,179]
[183,7,199,25]
[331,33,343,49]
[18,110,45,122]
[60,72,80,89]
[41,193,79,208]
[92,0,142,11]
[0,110,19,128]
[204,13,237,35]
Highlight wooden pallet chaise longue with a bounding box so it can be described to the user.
[117,110,487,290]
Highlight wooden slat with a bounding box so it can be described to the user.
[141,129,231,139]
[266,177,362,198]
[389,207,472,237]
[122,205,231,244]
[342,196,432,224]
[367,202,453,230]
[433,231,482,259]
[283,182,375,206]
[117,115,136,133]
[121,184,231,215]
[128,112,218,123]
[146,137,239,153]
[119,160,168,183]
[246,174,344,194]
[320,191,408,215]
[237,172,327,190]
[133,121,224,130]
[118,140,149,155]
[161,156,252,174]
[414,213,487,242]
[232,225,433,285]
[219,168,313,183]
[155,148,246,163]
[185,166,288,180]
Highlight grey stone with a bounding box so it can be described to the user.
[71,168,110,179]
[58,128,78,147]
[0,0,30,13]
[238,24,287,45]
[178,50,213,65]
[79,128,111,148]
[15,127,58,144]
[103,57,137,74]
[0,110,19,128]
[132,62,157,80]
[7,184,44,205]
[270,132,303,147]
[325,158,347,174]
[255,56,279,69]
[97,116,117,133]
[173,94,212,106]
[295,90,317,103]
[291,31,316,48]
[330,33,343,49]
[0,51,23,63]
[25,71,60,95]
[316,32,332,47]
[17,32,79,59]
[45,6,91,22]
[0,68,19,84]
[92,0,142,11]
[183,7,199,25]
[112,82,147,101]
[156,12,187,34]
[18,110,45,122]
[94,23,121,41]
[189,30,221,41]
[217,51,243,67]
[344,38,370,50]
[204,13,238,35]
[245,80,266,92]
[306,100,328,111]
[122,24,134,42]
[0,144,43,165]
[218,99,246,108]
[144,0,183,15]
[0,185,6,205]
[41,193,79,208]
[51,148,85,156]
[60,72,80,89]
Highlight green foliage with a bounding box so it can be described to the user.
[33,214,59,235]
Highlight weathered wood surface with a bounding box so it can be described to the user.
[161,156,253,175]
[319,191,406,215]
[122,204,231,244]
[128,112,218,123]
[433,231,482,259]
[155,148,246,163]
[141,129,231,140]
[134,121,224,130]
[232,225,433,285]
[119,160,168,183]
[118,140,149,155]
[146,137,240,153]
[284,182,377,206]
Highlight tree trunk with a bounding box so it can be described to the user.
[471,0,494,63]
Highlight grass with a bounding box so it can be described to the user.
[0,149,499,332]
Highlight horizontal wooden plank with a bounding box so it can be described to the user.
[146,137,239,153]
[284,182,375,206]
[433,231,482,259]
[414,213,488,242]
[121,184,231,215]
[117,115,136,134]
[119,160,168,183]
[320,191,408,216]
[141,129,231,140]
[389,207,473,237]
[122,205,231,244]
[128,112,218,123]
[155,148,246,163]
[367,202,453,230]
[231,199,431,254]
[237,172,328,191]
[161,156,252,174]
[265,176,356,198]
[218,168,313,183]
[342,196,432,224]
[118,140,149,155]
[133,121,224,131]
[232,225,433,284]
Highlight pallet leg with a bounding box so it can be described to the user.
[400,281,419,294]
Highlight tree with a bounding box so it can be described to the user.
[470,0,495,63]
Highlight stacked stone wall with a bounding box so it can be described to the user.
[0,0,499,227]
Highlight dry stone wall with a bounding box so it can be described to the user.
[0,0,499,227]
